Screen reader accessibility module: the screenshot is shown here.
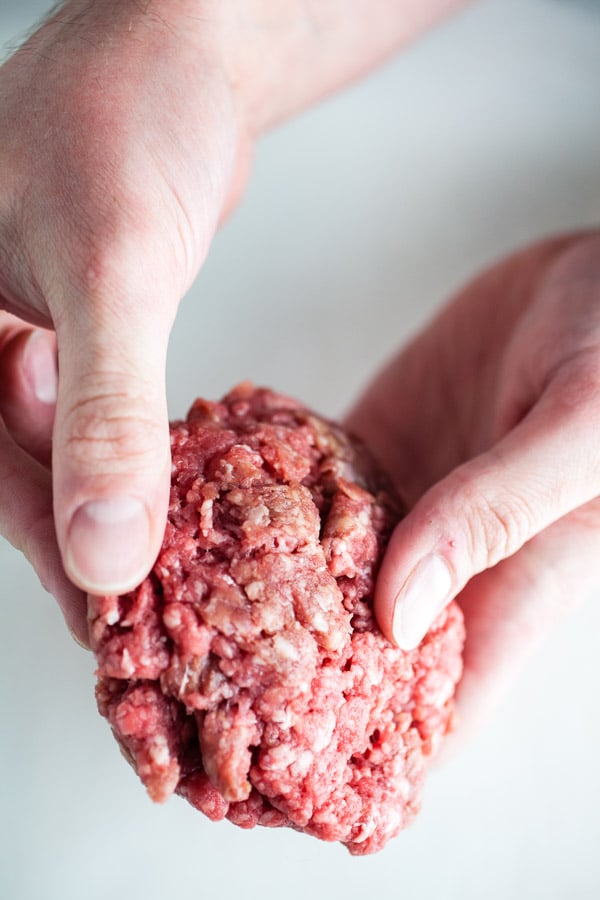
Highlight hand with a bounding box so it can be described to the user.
[0,0,252,643]
[347,232,600,739]
[0,0,473,646]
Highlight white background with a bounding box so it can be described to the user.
[1,1,600,898]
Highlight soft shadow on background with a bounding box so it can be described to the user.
[1,1,600,898]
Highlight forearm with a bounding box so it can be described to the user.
[52,0,469,135]
[228,0,471,132]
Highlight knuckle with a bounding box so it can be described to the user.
[61,377,165,476]
[463,489,533,569]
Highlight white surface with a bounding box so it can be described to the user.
[1,1,600,897]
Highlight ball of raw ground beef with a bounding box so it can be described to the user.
[89,384,464,855]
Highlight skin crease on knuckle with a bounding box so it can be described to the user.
[463,492,535,574]
[421,479,533,586]
[59,388,167,475]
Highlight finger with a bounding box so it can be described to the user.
[374,374,600,650]
[0,422,88,644]
[0,324,57,466]
[440,501,600,756]
[52,292,173,596]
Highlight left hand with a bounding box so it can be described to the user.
[347,232,600,738]
[0,0,253,643]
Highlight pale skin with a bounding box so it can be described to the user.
[0,0,598,739]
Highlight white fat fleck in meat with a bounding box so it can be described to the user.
[361,659,384,687]
[120,648,135,678]
[147,735,170,768]
[272,634,300,662]
[312,711,337,753]
[291,750,314,777]
[245,581,264,601]
[163,607,181,630]
[351,816,377,843]
[199,497,214,535]
[101,596,120,626]
[245,503,271,527]
[311,612,328,633]
[355,509,371,529]
[178,663,192,695]
[313,584,343,612]
[256,603,284,633]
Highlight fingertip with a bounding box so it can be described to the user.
[0,326,57,465]
[0,326,58,406]
[375,510,456,650]
[22,329,58,405]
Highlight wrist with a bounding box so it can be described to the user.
[54,1,467,138]
[217,0,471,134]
[51,0,257,138]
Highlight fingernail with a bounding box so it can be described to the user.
[66,496,151,593]
[24,330,58,404]
[392,554,453,651]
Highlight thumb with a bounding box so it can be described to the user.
[53,305,172,595]
[376,378,600,650]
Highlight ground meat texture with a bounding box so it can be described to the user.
[90,384,464,855]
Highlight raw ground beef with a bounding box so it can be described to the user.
[89,383,464,855]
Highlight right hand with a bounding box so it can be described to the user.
[346,233,600,741]
[0,0,253,643]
